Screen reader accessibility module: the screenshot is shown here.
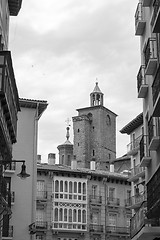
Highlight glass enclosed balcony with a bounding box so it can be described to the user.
[151,0,160,33]
[127,135,142,156]
[147,166,160,219]
[144,38,157,75]
[137,65,148,98]
[131,203,160,239]
[142,0,153,7]
[152,66,160,117]
[135,2,146,35]
[139,135,151,167]
[129,164,145,182]
[0,51,20,149]
[148,117,160,150]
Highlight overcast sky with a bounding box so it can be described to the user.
[9,0,142,163]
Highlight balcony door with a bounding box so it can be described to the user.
[109,213,117,231]
[37,180,45,199]
[36,209,45,226]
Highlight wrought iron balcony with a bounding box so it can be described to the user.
[36,221,48,230]
[125,198,132,208]
[89,195,102,204]
[5,162,16,172]
[89,224,103,233]
[135,2,146,35]
[137,65,148,98]
[131,203,160,239]
[107,197,120,206]
[144,38,157,75]
[152,66,160,117]
[148,117,160,150]
[147,166,160,218]
[106,226,130,235]
[142,0,153,6]
[2,225,13,238]
[0,51,20,153]
[151,0,160,33]
[129,164,145,182]
[127,135,142,156]
[140,135,151,167]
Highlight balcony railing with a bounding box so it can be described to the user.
[0,51,20,144]
[131,203,160,238]
[148,117,160,150]
[106,226,130,235]
[144,38,157,75]
[89,224,103,233]
[36,191,47,200]
[137,65,148,98]
[36,221,48,230]
[151,0,160,33]
[89,195,102,204]
[5,162,16,171]
[152,66,160,117]
[2,225,13,238]
[147,166,160,218]
[127,135,142,156]
[131,192,146,209]
[107,197,120,206]
[140,135,151,167]
[129,164,145,182]
[52,222,87,231]
[125,198,132,207]
[135,2,146,35]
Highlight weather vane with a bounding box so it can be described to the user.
[65,118,71,127]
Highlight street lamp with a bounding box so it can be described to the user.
[2,160,30,179]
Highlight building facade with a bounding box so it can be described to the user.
[32,160,131,240]
[0,1,22,239]
[124,0,160,239]
[72,83,117,170]
[3,99,48,240]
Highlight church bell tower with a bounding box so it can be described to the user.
[72,82,117,169]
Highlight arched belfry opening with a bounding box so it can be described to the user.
[90,82,103,106]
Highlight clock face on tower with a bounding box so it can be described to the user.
[106,114,111,126]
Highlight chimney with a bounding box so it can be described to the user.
[37,155,41,164]
[71,155,77,170]
[110,162,114,172]
[48,153,56,165]
[90,158,96,171]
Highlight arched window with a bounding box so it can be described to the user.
[64,181,68,192]
[74,182,77,193]
[69,209,72,222]
[82,210,86,223]
[55,180,59,192]
[69,181,72,193]
[78,209,81,222]
[78,182,81,193]
[64,209,67,222]
[83,183,86,194]
[60,181,63,192]
[54,208,58,221]
[73,209,77,222]
[59,208,63,221]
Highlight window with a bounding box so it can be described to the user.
[55,180,59,192]
[62,155,64,165]
[109,213,117,230]
[93,149,95,156]
[67,155,71,166]
[64,209,67,221]
[36,209,45,223]
[69,209,72,222]
[37,180,45,198]
[126,215,131,228]
[78,182,81,193]
[127,190,131,200]
[73,209,77,222]
[92,185,97,198]
[109,188,115,200]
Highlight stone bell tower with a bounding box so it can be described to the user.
[72,82,117,169]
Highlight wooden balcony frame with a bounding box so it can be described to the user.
[139,135,151,167]
[127,135,142,156]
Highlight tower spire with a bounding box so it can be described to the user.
[90,82,104,106]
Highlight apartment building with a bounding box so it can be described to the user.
[122,0,160,239]
[3,99,48,240]
[0,1,22,239]
[31,157,131,240]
